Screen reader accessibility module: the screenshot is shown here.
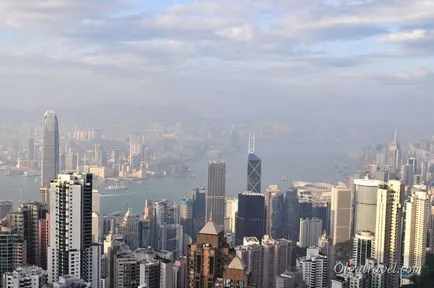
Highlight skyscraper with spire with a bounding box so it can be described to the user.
[387,129,401,171]
[247,133,261,193]
[41,110,59,188]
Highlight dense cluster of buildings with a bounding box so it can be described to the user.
[1,111,434,288]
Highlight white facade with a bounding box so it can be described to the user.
[2,266,47,288]
[92,212,103,244]
[299,218,323,248]
[47,173,97,287]
[92,189,101,214]
[403,187,430,271]
[224,197,238,234]
[374,180,403,287]
[159,260,173,288]
[353,231,375,266]
[298,248,328,288]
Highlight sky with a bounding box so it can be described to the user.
[0,0,433,112]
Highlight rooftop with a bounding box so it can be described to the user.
[228,256,245,270]
[199,220,222,235]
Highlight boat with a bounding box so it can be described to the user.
[105,184,128,191]
[24,170,40,177]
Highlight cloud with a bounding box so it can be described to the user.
[380,30,427,43]
[0,0,433,110]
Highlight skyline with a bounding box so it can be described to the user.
[0,0,433,113]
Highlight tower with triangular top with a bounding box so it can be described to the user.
[247,132,262,193]
[387,129,401,171]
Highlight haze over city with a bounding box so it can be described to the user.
[0,1,434,288]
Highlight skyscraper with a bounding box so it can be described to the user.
[236,237,262,287]
[403,186,430,271]
[330,183,352,245]
[187,218,227,287]
[299,218,323,248]
[179,198,194,238]
[206,161,226,228]
[41,110,59,188]
[266,185,285,239]
[235,192,266,246]
[192,188,206,239]
[47,173,100,287]
[353,179,384,234]
[374,180,403,287]
[0,227,26,280]
[387,129,401,171]
[299,247,328,288]
[247,133,261,193]
[353,231,374,266]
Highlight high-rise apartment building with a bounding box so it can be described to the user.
[403,186,430,271]
[299,218,323,248]
[41,110,59,188]
[330,183,352,244]
[235,237,262,287]
[47,173,100,287]
[0,227,26,280]
[353,231,374,266]
[261,235,292,288]
[235,192,265,246]
[2,266,47,288]
[298,247,328,288]
[266,185,285,239]
[374,180,403,287]
[353,179,384,233]
[0,200,13,219]
[247,132,261,193]
[13,202,49,269]
[206,161,226,228]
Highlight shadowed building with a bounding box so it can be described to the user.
[206,161,226,228]
[235,192,266,246]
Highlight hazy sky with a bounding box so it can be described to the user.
[0,0,433,110]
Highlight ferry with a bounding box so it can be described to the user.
[24,170,40,177]
[105,184,128,191]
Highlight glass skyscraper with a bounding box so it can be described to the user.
[235,192,266,246]
[41,110,59,188]
[247,153,262,193]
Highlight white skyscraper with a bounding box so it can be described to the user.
[403,186,430,271]
[298,247,328,288]
[374,180,403,287]
[299,218,323,248]
[47,172,100,288]
[41,110,59,188]
[353,231,375,266]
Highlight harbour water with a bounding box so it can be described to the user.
[0,135,352,214]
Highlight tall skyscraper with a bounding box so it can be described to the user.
[353,179,384,233]
[0,200,13,219]
[374,180,403,287]
[41,110,59,188]
[47,173,100,287]
[192,188,206,239]
[266,185,285,239]
[247,133,261,193]
[206,161,226,228]
[299,218,323,248]
[121,209,140,251]
[179,198,194,238]
[235,192,266,246]
[224,197,238,234]
[330,183,352,244]
[387,129,401,171]
[284,188,299,241]
[403,186,430,270]
[353,231,374,266]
